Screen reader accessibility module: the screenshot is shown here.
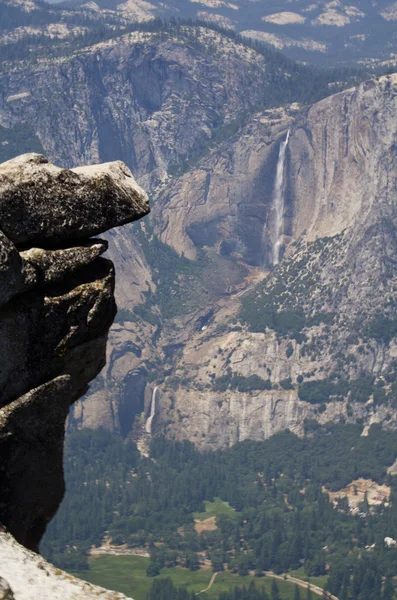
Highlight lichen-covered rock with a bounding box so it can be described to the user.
[20,239,108,286]
[0,154,149,246]
[0,231,29,306]
[0,233,109,308]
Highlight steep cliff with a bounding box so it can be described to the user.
[0,27,288,190]
[148,73,397,449]
[67,74,397,450]
[0,153,148,598]
[0,23,358,189]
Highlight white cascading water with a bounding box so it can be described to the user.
[272,129,290,267]
[145,386,158,434]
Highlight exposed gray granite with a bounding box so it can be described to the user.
[0,154,149,246]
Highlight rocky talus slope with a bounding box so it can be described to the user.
[0,153,148,598]
[70,74,397,450]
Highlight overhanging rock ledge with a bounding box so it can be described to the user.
[0,153,149,600]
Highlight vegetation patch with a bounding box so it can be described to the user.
[362,316,397,346]
[213,373,272,393]
[134,226,210,321]
[193,498,235,522]
[73,556,312,600]
[42,424,397,600]
[238,237,339,341]
[298,375,376,404]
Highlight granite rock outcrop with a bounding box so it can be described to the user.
[0,154,148,246]
[0,153,148,570]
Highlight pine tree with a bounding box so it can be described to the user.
[294,585,301,600]
[362,491,370,513]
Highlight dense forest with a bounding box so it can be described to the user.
[42,424,397,599]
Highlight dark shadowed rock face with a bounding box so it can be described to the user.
[0,154,149,552]
[0,377,73,551]
[0,577,14,600]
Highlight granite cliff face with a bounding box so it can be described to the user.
[68,74,397,450]
[0,153,148,598]
[156,73,397,449]
[0,27,281,190]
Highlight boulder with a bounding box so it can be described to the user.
[0,154,149,246]
[20,239,108,286]
[0,233,109,308]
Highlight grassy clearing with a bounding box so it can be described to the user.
[193,497,235,522]
[289,567,328,590]
[72,556,309,600]
[72,556,151,599]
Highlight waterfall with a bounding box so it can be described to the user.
[145,386,158,434]
[272,129,290,267]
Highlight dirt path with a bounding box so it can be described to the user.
[196,572,218,595]
[90,548,150,558]
[264,572,338,600]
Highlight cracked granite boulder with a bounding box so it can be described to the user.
[0,154,149,555]
[0,153,149,246]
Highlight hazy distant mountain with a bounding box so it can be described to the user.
[69,0,397,65]
[3,0,397,65]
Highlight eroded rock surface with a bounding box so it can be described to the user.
[0,154,149,246]
[0,154,148,564]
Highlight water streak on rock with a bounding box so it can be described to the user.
[272,129,290,266]
[145,387,158,434]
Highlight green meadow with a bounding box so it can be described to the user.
[73,555,323,600]
[193,497,236,521]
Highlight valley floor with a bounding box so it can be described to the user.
[72,556,329,600]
